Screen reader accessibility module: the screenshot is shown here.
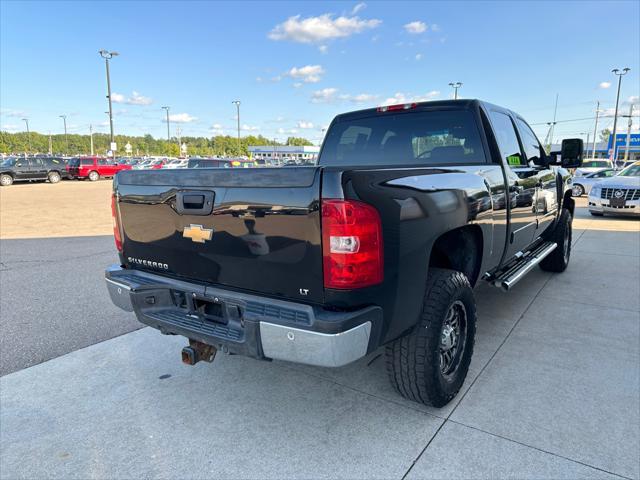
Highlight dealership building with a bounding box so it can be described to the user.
[248,145,320,165]
[552,133,640,161]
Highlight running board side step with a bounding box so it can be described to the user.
[485,242,557,292]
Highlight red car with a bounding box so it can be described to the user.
[67,157,131,181]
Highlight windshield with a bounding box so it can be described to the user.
[319,109,486,166]
[1,158,16,167]
[582,160,610,168]
[617,164,640,177]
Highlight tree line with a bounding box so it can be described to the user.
[0,131,315,157]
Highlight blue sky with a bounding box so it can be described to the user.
[1,0,639,145]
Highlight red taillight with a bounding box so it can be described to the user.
[322,199,383,289]
[111,194,123,252]
[376,102,417,112]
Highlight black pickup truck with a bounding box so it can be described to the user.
[105,100,583,407]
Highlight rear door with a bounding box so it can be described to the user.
[30,158,48,179]
[116,167,325,303]
[488,110,537,257]
[514,117,558,235]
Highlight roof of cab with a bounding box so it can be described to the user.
[332,99,493,122]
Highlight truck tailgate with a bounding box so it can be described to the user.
[115,167,324,303]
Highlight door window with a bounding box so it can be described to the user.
[515,118,543,164]
[489,111,525,167]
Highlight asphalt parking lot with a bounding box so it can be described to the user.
[0,196,638,479]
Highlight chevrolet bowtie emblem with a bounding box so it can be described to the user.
[183,224,213,243]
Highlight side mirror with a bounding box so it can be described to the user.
[560,139,584,168]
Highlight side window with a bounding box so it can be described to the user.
[489,111,525,167]
[81,159,94,166]
[98,159,108,165]
[515,118,543,164]
[32,159,43,167]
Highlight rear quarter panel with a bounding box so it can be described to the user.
[322,165,503,343]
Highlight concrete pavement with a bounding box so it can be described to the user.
[0,199,638,479]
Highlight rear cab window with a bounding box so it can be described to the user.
[319,109,487,166]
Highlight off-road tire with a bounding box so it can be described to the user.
[386,268,476,407]
[48,171,61,183]
[88,171,99,182]
[540,208,572,272]
[0,174,13,186]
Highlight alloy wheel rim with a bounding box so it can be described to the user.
[439,300,467,378]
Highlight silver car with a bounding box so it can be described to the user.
[588,162,640,217]
[571,169,615,196]
[574,159,613,177]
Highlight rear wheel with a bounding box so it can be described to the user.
[48,171,61,183]
[386,268,476,407]
[540,208,572,272]
[572,184,584,197]
[88,171,99,182]
[0,174,14,186]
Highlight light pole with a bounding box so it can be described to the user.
[591,101,601,158]
[98,49,118,153]
[21,118,31,152]
[161,106,171,141]
[448,82,462,100]
[59,115,68,153]
[232,100,241,156]
[610,67,630,165]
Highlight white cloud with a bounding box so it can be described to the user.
[112,91,153,105]
[626,95,639,105]
[297,121,315,129]
[404,21,427,34]
[128,91,153,105]
[311,87,340,103]
[382,90,440,105]
[598,82,612,89]
[0,109,26,118]
[293,82,303,88]
[167,113,197,123]
[431,23,441,32]
[277,127,299,135]
[287,65,325,83]
[268,13,381,44]
[415,53,423,60]
[210,124,225,135]
[241,124,260,131]
[1,124,20,132]
[318,45,329,54]
[351,2,366,14]
[350,93,379,104]
[311,88,379,105]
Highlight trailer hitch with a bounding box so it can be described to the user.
[181,339,217,365]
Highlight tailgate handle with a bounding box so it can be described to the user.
[176,191,214,215]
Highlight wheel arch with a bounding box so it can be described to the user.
[427,224,484,287]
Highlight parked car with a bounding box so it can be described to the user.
[588,161,640,217]
[574,159,613,177]
[1,156,68,186]
[105,99,583,407]
[571,168,616,196]
[187,158,232,169]
[67,156,131,181]
[132,157,170,170]
[164,158,188,169]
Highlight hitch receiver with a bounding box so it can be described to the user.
[181,339,217,365]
